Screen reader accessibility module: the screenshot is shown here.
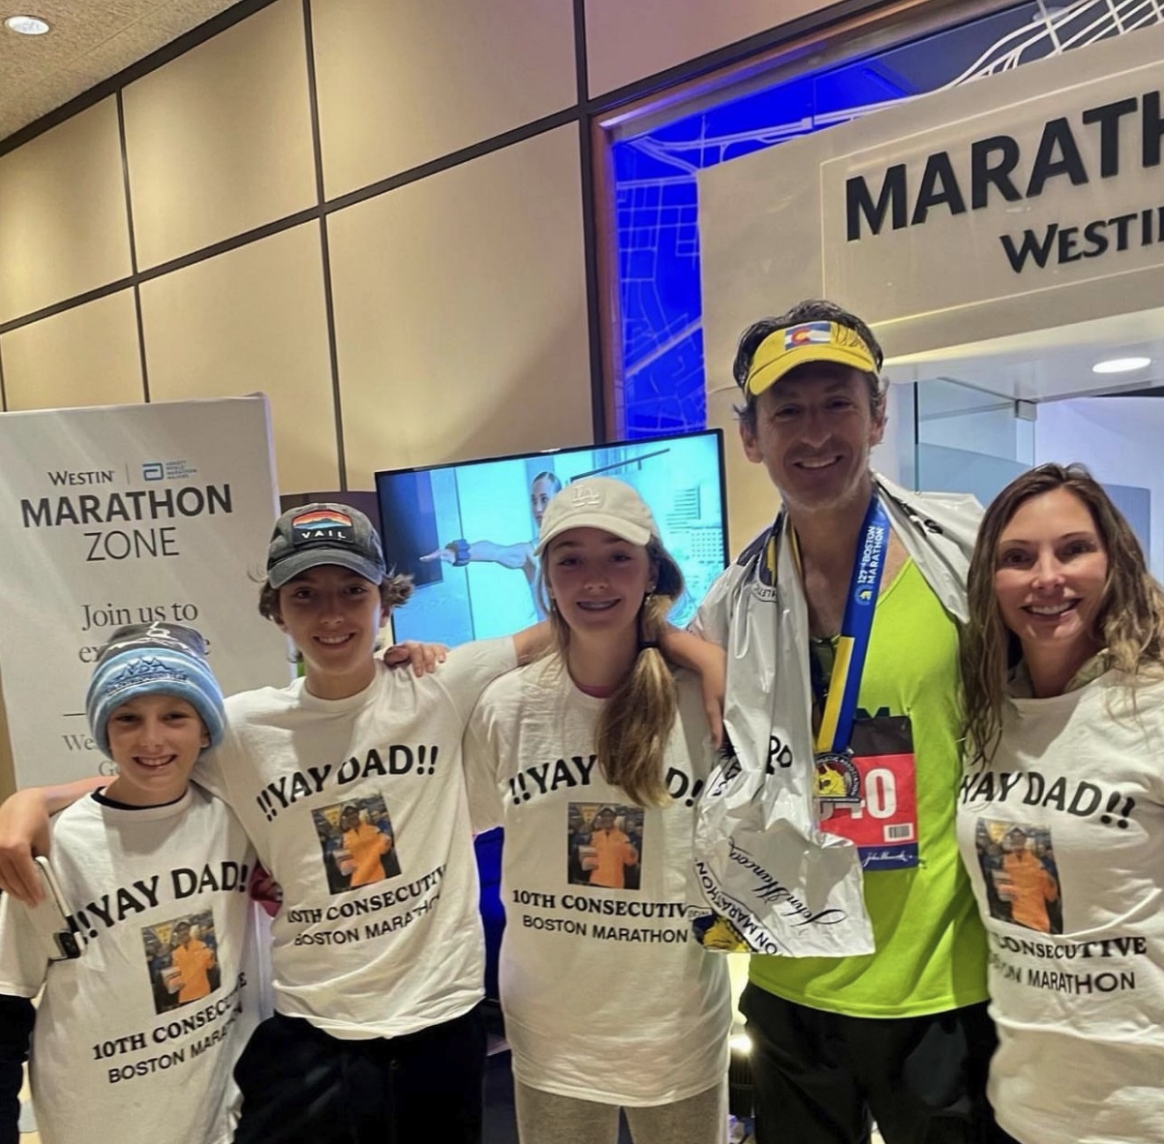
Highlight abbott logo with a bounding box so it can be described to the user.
[142,462,164,481]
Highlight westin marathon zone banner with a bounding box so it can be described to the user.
[0,396,291,788]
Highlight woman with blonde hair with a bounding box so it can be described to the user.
[958,462,1164,1144]
[465,476,731,1144]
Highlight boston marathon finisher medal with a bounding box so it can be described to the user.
[801,496,890,822]
[814,749,862,819]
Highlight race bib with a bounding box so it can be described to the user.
[817,714,918,871]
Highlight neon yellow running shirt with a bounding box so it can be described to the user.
[749,559,988,1017]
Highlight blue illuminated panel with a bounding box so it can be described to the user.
[611,1,1141,437]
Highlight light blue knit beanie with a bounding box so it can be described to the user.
[85,623,225,757]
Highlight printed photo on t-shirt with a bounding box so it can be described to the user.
[975,818,1063,934]
[568,802,643,891]
[312,794,401,895]
[141,909,221,1015]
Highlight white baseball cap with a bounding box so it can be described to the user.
[535,477,660,555]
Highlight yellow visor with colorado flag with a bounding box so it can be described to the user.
[743,321,878,396]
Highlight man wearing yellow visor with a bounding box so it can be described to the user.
[692,300,1007,1144]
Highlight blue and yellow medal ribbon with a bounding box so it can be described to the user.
[790,495,890,756]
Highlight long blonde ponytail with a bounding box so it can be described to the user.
[541,539,684,807]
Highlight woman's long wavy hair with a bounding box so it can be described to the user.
[962,463,1164,766]
[538,538,684,807]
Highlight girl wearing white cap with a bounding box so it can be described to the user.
[465,477,731,1144]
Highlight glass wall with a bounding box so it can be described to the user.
[609,0,1164,438]
[913,376,1031,507]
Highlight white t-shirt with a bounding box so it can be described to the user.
[197,638,516,1039]
[465,658,732,1106]
[956,669,1164,1144]
[0,786,261,1144]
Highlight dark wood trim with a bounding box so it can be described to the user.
[322,108,579,215]
[0,278,136,337]
[589,111,623,441]
[116,90,151,402]
[574,0,608,444]
[302,0,347,489]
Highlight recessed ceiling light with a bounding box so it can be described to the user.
[1092,356,1151,374]
[4,14,50,34]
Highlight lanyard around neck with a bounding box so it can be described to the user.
[789,495,891,754]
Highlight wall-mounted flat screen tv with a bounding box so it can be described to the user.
[375,430,729,647]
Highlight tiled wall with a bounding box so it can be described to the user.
[0,0,846,798]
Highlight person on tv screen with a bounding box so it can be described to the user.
[465,476,731,1144]
[421,471,562,619]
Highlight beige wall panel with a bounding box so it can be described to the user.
[313,0,576,199]
[139,223,339,492]
[0,99,131,324]
[586,0,837,95]
[123,0,317,270]
[329,125,592,489]
[2,290,143,411]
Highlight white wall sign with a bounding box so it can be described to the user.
[699,22,1164,363]
[0,395,291,787]
[824,63,1164,319]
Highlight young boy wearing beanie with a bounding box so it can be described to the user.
[0,623,260,1144]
